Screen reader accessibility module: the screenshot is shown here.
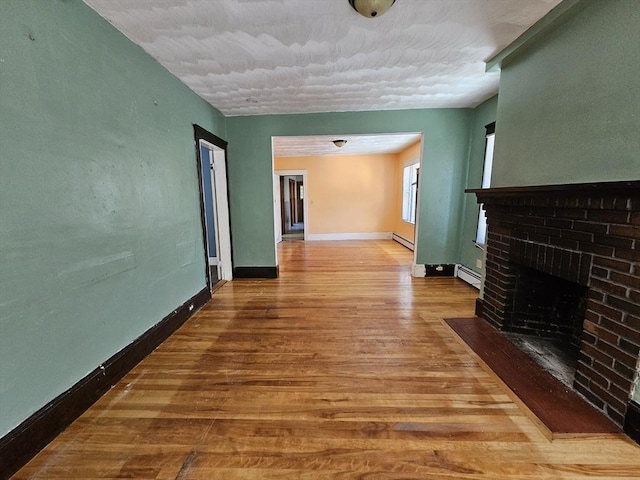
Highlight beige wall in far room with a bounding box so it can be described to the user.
[275,153,397,235]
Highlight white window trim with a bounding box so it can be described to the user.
[476,131,495,246]
[402,160,419,225]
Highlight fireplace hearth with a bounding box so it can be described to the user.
[469,181,640,432]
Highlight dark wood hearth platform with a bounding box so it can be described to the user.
[445,317,622,440]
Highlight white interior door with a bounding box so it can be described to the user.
[209,160,221,277]
[200,140,233,282]
[273,174,282,244]
[211,147,232,281]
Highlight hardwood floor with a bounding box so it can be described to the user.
[13,240,640,479]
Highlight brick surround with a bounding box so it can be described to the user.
[469,181,640,428]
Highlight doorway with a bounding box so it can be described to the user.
[271,134,423,274]
[273,170,308,244]
[194,125,233,292]
[282,175,304,239]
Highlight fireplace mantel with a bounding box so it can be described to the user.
[467,180,640,199]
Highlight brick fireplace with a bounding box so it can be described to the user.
[470,181,640,432]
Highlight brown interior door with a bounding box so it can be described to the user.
[296,181,304,223]
[280,176,286,234]
[288,178,296,228]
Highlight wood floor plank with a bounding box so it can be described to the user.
[11,240,640,479]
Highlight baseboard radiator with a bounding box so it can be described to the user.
[455,264,481,289]
[392,233,414,251]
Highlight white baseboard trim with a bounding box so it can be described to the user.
[392,233,414,251]
[306,232,393,241]
[412,264,426,277]
[455,264,481,289]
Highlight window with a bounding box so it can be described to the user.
[402,162,419,224]
[476,123,495,245]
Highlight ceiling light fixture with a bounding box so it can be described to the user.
[333,139,347,148]
[349,0,396,18]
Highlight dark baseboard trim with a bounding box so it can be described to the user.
[234,266,279,279]
[424,264,456,277]
[624,401,640,445]
[475,298,484,317]
[0,287,210,480]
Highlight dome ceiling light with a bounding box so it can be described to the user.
[333,139,347,148]
[349,0,396,18]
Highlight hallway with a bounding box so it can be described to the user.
[13,241,640,479]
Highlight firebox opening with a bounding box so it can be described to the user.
[504,333,579,388]
[502,264,589,388]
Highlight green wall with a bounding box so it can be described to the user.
[459,96,498,275]
[0,0,225,437]
[493,0,640,187]
[226,109,473,267]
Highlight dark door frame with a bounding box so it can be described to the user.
[193,124,232,291]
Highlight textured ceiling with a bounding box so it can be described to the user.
[84,0,561,117]
[273,133,422,157]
